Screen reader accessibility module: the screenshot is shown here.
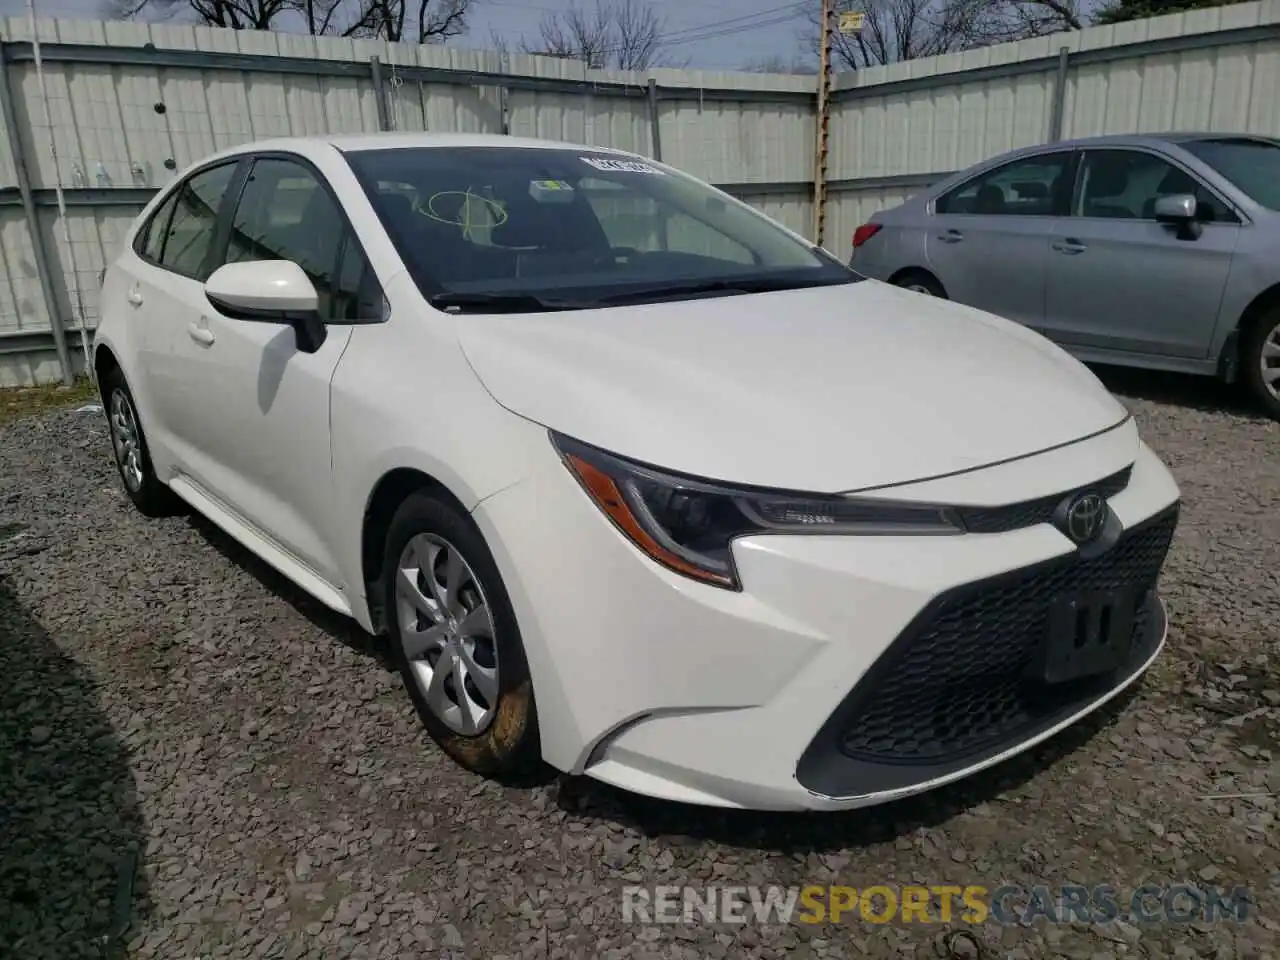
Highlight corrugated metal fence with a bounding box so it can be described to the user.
[2,0,1279,386]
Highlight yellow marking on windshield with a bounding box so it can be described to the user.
[414,188,509,241]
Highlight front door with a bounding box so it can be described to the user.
[1043,148,1240,360]
[175,155,385,587]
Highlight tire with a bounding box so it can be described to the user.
[1241,307,1280,422]
[892,270,947,299]
[383,490,542,778]
[100,366,175,517]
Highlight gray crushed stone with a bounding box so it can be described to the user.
[1,366,1277,959]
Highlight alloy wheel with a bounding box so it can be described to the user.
[109,388,145,492]
[395,533,500,736]
[1260,321,1280,402]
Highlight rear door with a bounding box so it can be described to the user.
[130,159,246,472]
[109,186,178,424]
[1043,147,1240,359]
[925,150,1075,330]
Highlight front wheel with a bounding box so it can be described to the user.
[383,490,542,778]
[1241,308,1280,422]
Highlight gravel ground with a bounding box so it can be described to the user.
[1,368,1277,960]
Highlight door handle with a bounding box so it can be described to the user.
[126,288,144,307]
[187,322,215,346]
[937,230,964,243]
[1052,239,1087,255]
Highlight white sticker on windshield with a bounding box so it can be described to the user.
[580,156,664,175]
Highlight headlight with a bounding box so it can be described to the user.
[552,432,964,591]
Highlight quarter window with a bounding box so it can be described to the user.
[158,162,238,279]
[1075,149,1235,223]
[224,157,383,322]
[936,153,1070,217]
[135,191,179,262]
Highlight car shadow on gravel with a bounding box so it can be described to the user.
[0,579,151,960]
[184,516,562,790]
[185,513,396,673]
[557,683,1141,853]
[1089,363,1264,418]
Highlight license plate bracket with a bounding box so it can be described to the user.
[1036,589,1137,685]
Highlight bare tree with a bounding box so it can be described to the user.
[107,0,283,29]
[331,0,471,41]
[529,0,666,70]
[610,0,662,69]
[531,1,610,65]
[812,0,1082,71]
[108,0,475,42]
[972,0,1083,45]
[1094,0,1241,24]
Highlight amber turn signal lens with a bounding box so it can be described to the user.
[562,453,735,588]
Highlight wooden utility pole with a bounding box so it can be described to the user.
[812,0,834,247]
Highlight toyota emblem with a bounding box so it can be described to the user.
[1059,492,1107,544]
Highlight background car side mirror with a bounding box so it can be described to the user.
[205,260,328,354]
[1153,194,1203,241]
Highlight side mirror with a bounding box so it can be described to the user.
[205,260,327,354]
[1153,194,1202,240]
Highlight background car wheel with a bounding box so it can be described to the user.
[892,270,947,299]
[1242,307,1280,422]
[99,367,175,517]
[383,490,542,779]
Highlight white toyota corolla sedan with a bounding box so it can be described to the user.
[93,132,1181,811]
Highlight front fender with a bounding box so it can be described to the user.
[327,295,552,630]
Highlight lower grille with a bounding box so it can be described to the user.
[836,505,1178,766]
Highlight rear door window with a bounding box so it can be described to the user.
[937,153,1072,216]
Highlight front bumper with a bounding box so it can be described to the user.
[795,505,1174,802]
[471,422,1181,811]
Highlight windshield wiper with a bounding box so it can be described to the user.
[428,292,594,313]
[592,275,845,306]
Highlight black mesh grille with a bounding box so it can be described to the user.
[956,466,1132,534]
[837,506,1177,765]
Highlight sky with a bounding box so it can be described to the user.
[0,0,815,71]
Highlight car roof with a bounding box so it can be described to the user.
[326,131,631,153]
[995,131,1277,158]
[195,132,633,166]
[907,131,1278,195]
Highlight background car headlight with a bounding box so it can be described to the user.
[552,432,964,590]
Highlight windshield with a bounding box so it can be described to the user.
[1181,137,1280,211]
[344,146,857,311]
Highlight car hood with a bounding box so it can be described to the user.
[455,279,1129,493]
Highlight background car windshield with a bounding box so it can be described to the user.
[1181,138,1280,211]
[345,147,852,303]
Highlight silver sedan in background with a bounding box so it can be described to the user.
[850,133,1280,421]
